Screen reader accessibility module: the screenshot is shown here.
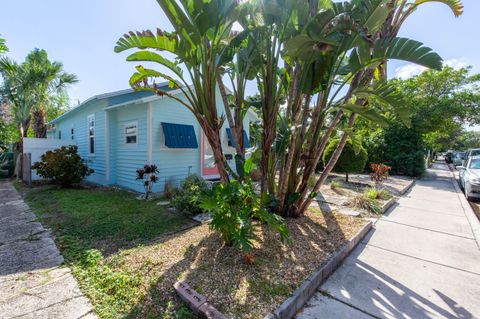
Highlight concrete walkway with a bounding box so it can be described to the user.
[0,180,96,319]
[298,163,480,319]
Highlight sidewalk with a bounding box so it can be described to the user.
[0,180,97,319]
[297,163,480,319]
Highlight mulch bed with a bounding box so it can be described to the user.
[110,208,367,318]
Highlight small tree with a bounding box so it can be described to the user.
[323,139,368,182]
[32,145,93,186]
[369,163,392,186]
[136,164,159,200]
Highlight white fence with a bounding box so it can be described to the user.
[24,138,76,181]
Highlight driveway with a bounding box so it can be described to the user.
[297,163,480,318]
[0,180,96,319]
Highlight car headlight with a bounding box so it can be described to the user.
[471,178,480,185]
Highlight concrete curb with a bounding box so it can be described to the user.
[398,178,416,196]
[447,165,480,250]
[174,281,228,319]
[264,220,373,319]
[381,197,396,214]
[381,179,415,214]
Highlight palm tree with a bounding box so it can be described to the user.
[115,0,248,183]
[0,58,35,144]
[0,36,7,55]
[25,49,77,138]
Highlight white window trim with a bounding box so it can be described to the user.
[70,127,75,141]
[124,121,138,145]
[88,114,95,155]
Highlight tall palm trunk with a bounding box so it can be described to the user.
[32,108,47,138]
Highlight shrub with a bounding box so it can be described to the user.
[363,122,425,177]
[200,159,288,256]
[352,192,381,214]
[163,177,178,200]
[135,164,159,200]
[171,174,211,216]
[32,145,93,186]
[323,138,368,182]
[369,163,391,185]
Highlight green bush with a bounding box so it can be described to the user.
[200,159,288,254]
[32,145,93,186]
[171,174,211,216]
[363,122,425,177]
[323,139,368,182]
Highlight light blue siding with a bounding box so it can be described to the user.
[109,103,149,192]
[49,88,257,194]
[151,95,201,192]
[50,99,108,185]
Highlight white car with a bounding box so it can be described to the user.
[459,155,480,201]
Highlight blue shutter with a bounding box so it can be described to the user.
[226,128,251,148]
[161,123,198,149]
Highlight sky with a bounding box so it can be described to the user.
[1,0,479,107]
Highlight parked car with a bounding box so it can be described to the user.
[445,150,455,164]
[458,155,480,201]
[462,148,480,166]
[453,152,466,167]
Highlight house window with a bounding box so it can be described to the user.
[71,128,74,140]
[58,130,62,139]
[88,114,95,154]
[125,122,137,144]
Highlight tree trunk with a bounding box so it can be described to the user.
[202,123,230,184]
[32,108,47,138]
[296,113,357,215]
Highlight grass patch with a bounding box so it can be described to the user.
[21,184,367,319]
[21,184,196,319]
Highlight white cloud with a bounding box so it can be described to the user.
[444,58,468,69]
[394,57,469,79]
[394,64,427,79]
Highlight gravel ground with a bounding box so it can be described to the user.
[110,208,368,318]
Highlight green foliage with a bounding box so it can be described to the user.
[201,159,288,253]
[22,185,192,318]
[0,36,7,55]
[32,145,93,186]
[363,121,425,177]
[0,118,17,148]
[352,191,381,214]
[172,174,211,216]
[323,138,368,181]
[391,66,480,151]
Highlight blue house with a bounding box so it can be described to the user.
[47,84,258,193]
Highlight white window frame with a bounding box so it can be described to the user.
[88,114,95,155]
[124,121,138,145]
[58,130,62,140]
[70,127,75,141]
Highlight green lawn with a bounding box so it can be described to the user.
[20,184,196,319]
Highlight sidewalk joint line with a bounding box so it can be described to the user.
[364,243,480,276]
[378,219,475,240]
[318,290,382,319]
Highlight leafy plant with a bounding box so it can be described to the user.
[32,145,93,186]
[369,163,392,185]
[136,164,159,200]
[200,159,288,256]
[172,174,211,216]
[323,139,368,182]
[351,192,381,214]
[330,180,343,191]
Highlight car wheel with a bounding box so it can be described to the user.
[465,184,473,201]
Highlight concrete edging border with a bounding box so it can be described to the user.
[264,220,373,319]
[447,165,480,249]
[381,179,415,214]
